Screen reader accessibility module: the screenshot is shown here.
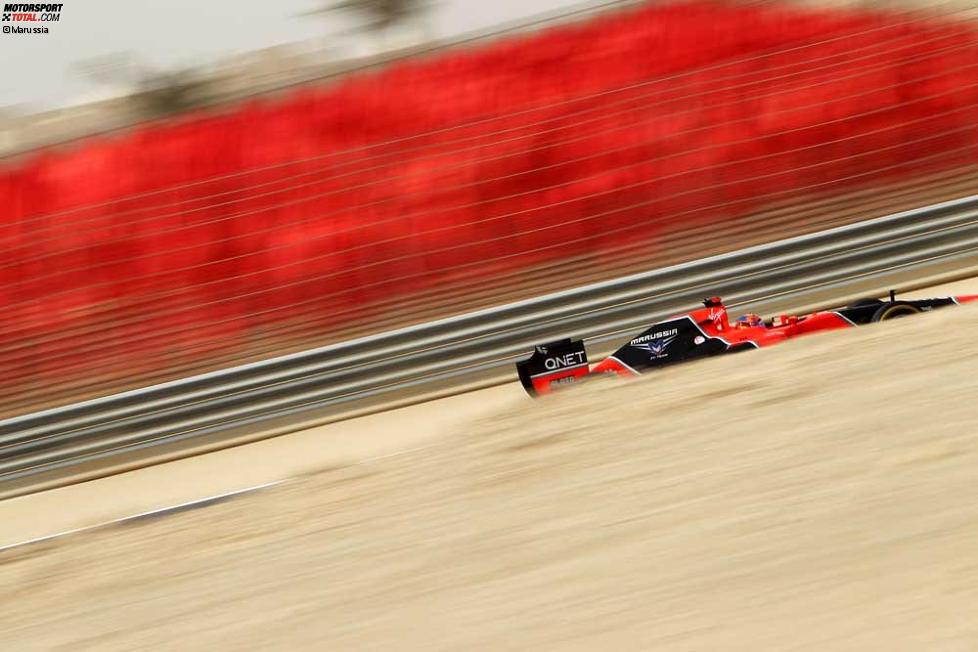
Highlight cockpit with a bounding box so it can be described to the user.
[700,298,803,332]
[734,313,764,329]
[735,313,804,329]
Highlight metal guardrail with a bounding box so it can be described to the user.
[3,194,978,497]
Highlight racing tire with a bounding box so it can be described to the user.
[846,297,884,309]
[871,301,922,322]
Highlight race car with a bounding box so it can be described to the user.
[516,292,978,396]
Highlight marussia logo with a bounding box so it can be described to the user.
[632,332,678,358]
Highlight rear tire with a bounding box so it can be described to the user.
[871,301,922,322]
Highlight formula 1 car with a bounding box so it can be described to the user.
[517,292,977,396]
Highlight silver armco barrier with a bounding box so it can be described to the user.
[3,194,978,497]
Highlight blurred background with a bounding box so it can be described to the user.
[7,1,978,647]
[2,0,978,416]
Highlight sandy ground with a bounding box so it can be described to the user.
[0,382,524,548]
[3,282,978,649]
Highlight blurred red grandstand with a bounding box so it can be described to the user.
[1,0,978,415]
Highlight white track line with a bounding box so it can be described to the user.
[0,443,445,553]
[0,480,285,553]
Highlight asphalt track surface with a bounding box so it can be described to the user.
[2,277,978,649]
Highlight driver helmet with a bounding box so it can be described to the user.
[736,313,764,328]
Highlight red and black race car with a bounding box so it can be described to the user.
[517,292,978,396]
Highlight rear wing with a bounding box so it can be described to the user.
[516,338,590,396]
